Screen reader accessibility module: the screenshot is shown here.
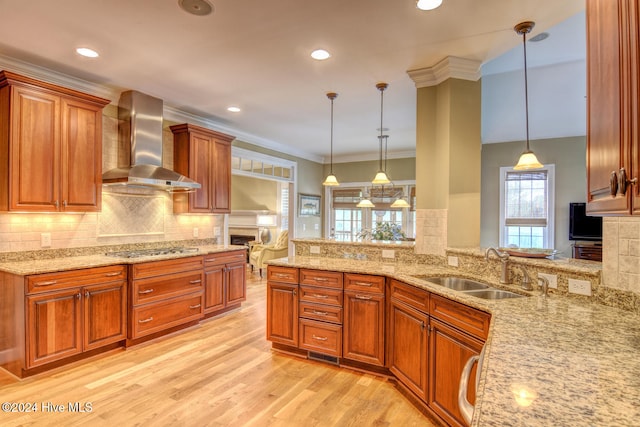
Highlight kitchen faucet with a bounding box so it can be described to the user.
[516,265,533,291]
[485,247,510,284]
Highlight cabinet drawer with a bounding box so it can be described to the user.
[300,302,343,324]
[299,318,342,357]
[130,292,203,338]
[27,265,127,294]
[131,256,204,280]
[430,294,490,340]
[300,269,343,289]
[389,279,429,313]
[267,266,299,284]
[344,273,385,294]
[132,270,204,306]
[203,250,246,267]
[299,285,343,307]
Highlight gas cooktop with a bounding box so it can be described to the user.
[105,247,199,259]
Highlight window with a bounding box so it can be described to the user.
[279,183,289,230]
[327,183,415,241]
[499,166,555,248]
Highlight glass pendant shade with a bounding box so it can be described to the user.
[513,150,543,170]
[416,0,443,11]
[372,171,391,185]
[390,197,410,208]
[357,198,375,208]
[322,173,340,186]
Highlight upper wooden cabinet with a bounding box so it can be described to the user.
[170,123,234,214]
[0,71,109,212]
[587,0,640,215]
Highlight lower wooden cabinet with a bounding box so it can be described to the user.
[203,250,246,315]
[266,281,299,346]
[429,318,484,427]
[388,297,429,401]
[299,318,342,356]
[343,290,385,366]
[25,266,127,369]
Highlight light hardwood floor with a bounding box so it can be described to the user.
[0,268,435,426]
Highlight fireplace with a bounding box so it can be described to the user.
[230,235,257,262]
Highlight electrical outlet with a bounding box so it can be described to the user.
[310,246,321,254]
[447,256,459,267]
[382,249,395,259]
[568,279,592,296]
[214,226,221,236]
[193,227,199,238]
[41,233,51,248]
[538,273,558,289]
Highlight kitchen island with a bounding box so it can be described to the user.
[266,255,640,427]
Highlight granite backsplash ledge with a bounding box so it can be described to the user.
[0,238,219,262]
[291,239,640,314]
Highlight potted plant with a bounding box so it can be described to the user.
[357,222,406,241]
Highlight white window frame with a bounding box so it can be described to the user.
[499,164,555,249]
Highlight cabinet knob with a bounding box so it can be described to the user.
[62,200,67,208]
[85,291,90,298]
[54,200,59,208]
[610,171,619,196]
[77,292,81,299]
[618,168,638,196]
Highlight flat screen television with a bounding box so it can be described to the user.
[569,202,603,242]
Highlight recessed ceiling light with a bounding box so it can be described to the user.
[227,106,241,113]
[178,0,213,16]
[311,49,331,61]
[416,0,443,11]
[76,47,99,58]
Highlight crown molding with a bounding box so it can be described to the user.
[332,149,416,164]
[407,56,482,88]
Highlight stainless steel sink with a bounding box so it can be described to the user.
[415,276,490,291]
[462,289,524,300]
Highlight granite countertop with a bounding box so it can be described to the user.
[266,256,640,427]
[0,244,247,276]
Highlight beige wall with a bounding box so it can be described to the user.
[324,157,416,183]
[231,175,278,211]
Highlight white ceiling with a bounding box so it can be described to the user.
[0,0,585,163]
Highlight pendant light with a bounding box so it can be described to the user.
[372,82,391,185]
[390,193,410,208]
[513,21,543,170]
[357,192,375,208]
[322,92,340,186]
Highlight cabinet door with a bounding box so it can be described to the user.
[586,0,632,214]
[226,261,246,305]
[212,139,231,213]
[343,291,385,366]
[60,97,102,212]
[27,288,82,367]
[429,318,484,427]
[9,86,60,211]
[84,281,127,351]
[189,132,214,212]
[388,299,428,401]
[266,282,298,346]
[204,264,225,313]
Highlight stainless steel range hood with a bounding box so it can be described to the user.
[102,90,201,192]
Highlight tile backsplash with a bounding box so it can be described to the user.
[602,217,640,293]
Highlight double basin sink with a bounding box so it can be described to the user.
[412,276,525,300]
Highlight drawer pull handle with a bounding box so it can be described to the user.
[138,289,155,294]
[189,279,202,284]
[313,294,328,299]
[105,272,121,277]
[355,295,372,300]
[312,335,328,341]
[189,304,202,309]
[354,281,373,287]
[274,273,290,278]
[312,310,328,316]
[313,277,329,282]
[36,280,57,286]
[138,317,154,324]
[205,258,217,262]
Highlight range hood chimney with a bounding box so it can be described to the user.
[102,90,201,192]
